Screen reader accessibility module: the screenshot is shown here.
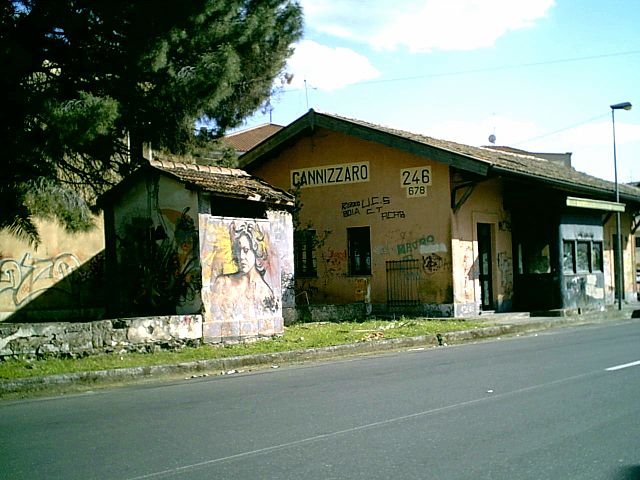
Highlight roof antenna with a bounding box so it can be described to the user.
[304,78,309,110]
[488,112,497,144]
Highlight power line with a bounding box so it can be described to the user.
[279,48,640,93]
[513,113,609,146]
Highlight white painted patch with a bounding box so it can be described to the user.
[419,243,447,254]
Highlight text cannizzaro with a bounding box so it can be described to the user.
[290,162,370,188]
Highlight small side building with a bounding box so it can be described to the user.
[99,158,294,343]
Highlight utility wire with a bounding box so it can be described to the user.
[513,113,609,146]
[279,48,640,93]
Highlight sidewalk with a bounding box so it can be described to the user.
[2,304,638,397]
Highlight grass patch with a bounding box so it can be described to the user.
[0,319,486,380]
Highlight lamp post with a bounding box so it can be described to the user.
[610,101,632,310]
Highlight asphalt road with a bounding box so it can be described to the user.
[2,319,640,480]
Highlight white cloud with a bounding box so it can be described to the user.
[286,40,381,91]
[301,0,555,52]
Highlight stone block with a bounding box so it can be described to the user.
[126,317,172,343]
[167,315,202,340]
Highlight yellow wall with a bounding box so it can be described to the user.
[0,217,105,321]
[251,128,509,314]
[450,178,513,314]
[604,212,636,302]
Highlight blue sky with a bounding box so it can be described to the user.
[238,0,640,183]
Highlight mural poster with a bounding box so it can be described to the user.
[200,216,281,339]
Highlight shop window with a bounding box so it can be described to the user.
[347,227,371,275]
[563,240,603,274]
[294,230,317,277]
[518,239,551,274]
[563,240,575,273]
[592,241,603,272]
[576,241,590,272]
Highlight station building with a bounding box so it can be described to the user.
[240,109,640,317]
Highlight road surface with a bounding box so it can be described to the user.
[2,319,639,479]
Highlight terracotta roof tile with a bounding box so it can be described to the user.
[149,159,293,206]
[325,112,640,199]
[224,124,283,152]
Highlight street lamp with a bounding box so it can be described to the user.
[610,101,632,310]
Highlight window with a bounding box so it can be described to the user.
[562,239,603,274]
[347,227,371,275]
[563,240,575,273]
[518,239,551,274]
[294,230,317,277]
[576,241,590,272]
[592,241,603,272]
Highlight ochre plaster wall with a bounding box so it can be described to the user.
[450,178,513,314]
[251,128,456,310]
[0,217,105,321]
[603,212,636,302]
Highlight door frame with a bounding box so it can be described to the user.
[477,222,495,311]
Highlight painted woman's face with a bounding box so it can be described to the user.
[237,235,255,273]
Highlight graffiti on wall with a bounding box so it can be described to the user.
[118,209,201,315]
[497,252,513,297]
[341,196,405,220]
[397,235,447,258]
[200,218,281,335]
[0,252,80,307]
[422,253,444,274]
[322,247,347,276]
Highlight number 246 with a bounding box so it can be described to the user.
[402,168,430,186]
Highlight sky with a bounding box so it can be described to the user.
[237,0,640,183]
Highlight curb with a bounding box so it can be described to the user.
[1,309,636,396]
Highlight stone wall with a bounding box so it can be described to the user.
[0,315,203,358]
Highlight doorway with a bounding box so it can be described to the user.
[477,223,494,311]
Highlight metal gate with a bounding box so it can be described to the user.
[386,259,420,308]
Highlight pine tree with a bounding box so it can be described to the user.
[1,0,303,244]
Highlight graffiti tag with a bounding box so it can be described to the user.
[342,196,390,218]
[397,235,436,256]
[422,253,443,274]
[0,252,80,307]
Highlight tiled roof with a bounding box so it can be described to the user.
[243,110,640,203]
[149,159,293,206]
[330,113,640,198]
[223,124,283,152]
